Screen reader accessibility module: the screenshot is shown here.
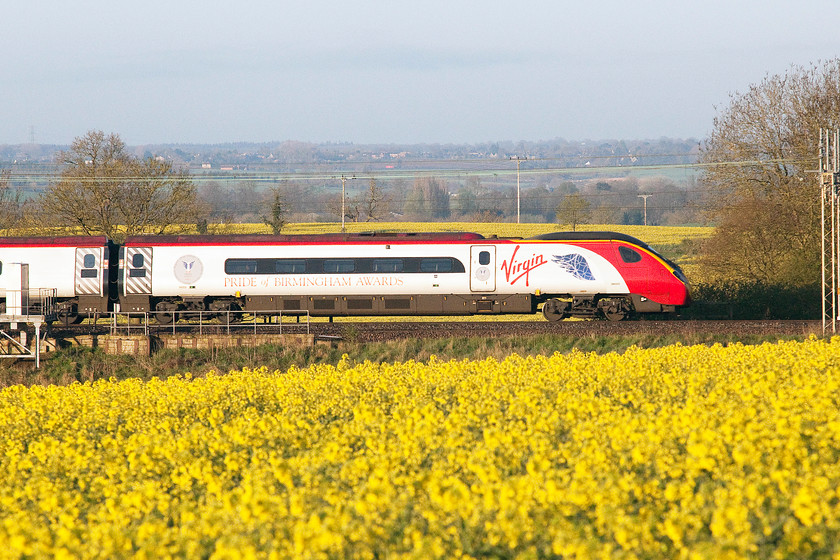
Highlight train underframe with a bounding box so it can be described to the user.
[540,294,678,322]
[114,292,677,324]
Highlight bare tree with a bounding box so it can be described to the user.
[362,177,390,221]
[39,130,203,242]
[555,193,592,231]
[404,177,450,219]
[326,193,361,223]
[0,169,24,233]
[196,181,236,226]
[699,60,840,284]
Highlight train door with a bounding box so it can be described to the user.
[123,247,153,295]
[74,247,104,296]
[469,245,496,292]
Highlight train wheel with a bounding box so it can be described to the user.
[598,298,632,321]
[603,309,626,322]
[598,298,630,322]
[224,302,243,325]
[541,298,568,322]
[57,304,81,326]
[155,302,178,325]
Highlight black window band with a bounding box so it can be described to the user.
[224,257,465,275]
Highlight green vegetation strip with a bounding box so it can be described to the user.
[0,332,815,388]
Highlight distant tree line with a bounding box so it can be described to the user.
[191,173,706,228]
[0,131,708,239]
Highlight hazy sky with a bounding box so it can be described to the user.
[3,0,839,145]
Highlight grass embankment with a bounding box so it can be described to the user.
[0,332,814,388]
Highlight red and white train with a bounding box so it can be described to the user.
[0,231,691,323]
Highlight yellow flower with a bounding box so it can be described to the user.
[1,338,840,557]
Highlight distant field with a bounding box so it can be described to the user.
[216,221,711,248]
[4,221,713,249]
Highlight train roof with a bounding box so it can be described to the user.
[123,230,657,248]
[0,235,109,247]
[528,231,651,246]
[124,231,487,245]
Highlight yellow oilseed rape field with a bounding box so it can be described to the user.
[2,338,839,559]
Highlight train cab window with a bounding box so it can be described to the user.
[225,259,258,274]
[324,259,355,273]
[420,258,453,273]
[275,259,306,274]
[619,246,643,263]
[478,251,491,266]
[372,258,403,273]
[132,253,145,268]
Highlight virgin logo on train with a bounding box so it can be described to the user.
[500,245,547,287]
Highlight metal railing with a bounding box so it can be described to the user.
[0,312,49,367]
[0,288,57,320]
[109,309,311,336]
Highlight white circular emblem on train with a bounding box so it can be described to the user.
[475,266,491,281]
[174,255,203,284]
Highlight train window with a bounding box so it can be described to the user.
[132,253,145,268]
[420,258,453,273]
[80,269,98,278]
[479,251,491,265]
[275,259,306,274]
[224,257,464,274]
[323,259,355,273]
[619,246,643,263]
[0,261,2,275]
[129,269,146,278]
[225,259,258,274]
[372,258,403,273]
[83,254,96,268]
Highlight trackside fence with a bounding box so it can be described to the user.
[109,310,311,336]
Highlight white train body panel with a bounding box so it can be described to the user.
[136,240,629,298]
[3,231,689,321]
[0,240,107,299]
[493,242,629,296]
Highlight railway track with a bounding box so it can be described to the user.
[49,319,824,344]
[306,319,823,343]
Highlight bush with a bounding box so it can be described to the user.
[683,281,820,320]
